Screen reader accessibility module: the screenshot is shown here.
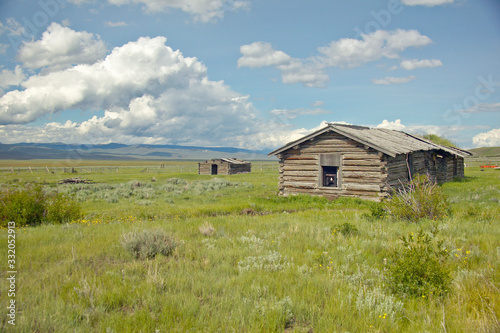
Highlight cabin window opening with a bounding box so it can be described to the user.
[319,153,341,188]
[211,164,218,175]
[322,166,338,187]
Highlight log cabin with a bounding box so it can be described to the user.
[268,123,472,201]
[198,158,251,175]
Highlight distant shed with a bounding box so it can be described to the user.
[268,123,472,201]
[198,158,251,175]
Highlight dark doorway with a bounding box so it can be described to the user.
[211,164,218,175]
[322,166,338,187]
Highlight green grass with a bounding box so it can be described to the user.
[422,134,457,148]
[469,147,500,157]
[0,162,499,332]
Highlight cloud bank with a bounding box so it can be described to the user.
[238,29,433,87]
[0,24,315,149]
[473,128,500,147]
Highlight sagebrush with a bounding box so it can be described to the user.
[121,228,177,259]
[386,174,450,222]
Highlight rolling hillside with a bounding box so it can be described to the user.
[469,147,500,157]
[0,142,273,161]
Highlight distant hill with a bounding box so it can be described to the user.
[0,142,273,161]
[469,147,500,157]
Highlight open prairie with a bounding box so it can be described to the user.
[0,160,499,332]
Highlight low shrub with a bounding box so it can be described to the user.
[44,191,82,224]
[120,229,177,260]
[238,251,293,273]
[199,221,215,236]
[386,174,450,222]
[0,184,81,227]
[362,202,387,221]
[253,296,295,330]
[191,178,247,195]
[331,222,359,236]
[387,229,452,298]
[355,287,404,319]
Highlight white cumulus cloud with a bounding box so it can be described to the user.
[473,128,500,147]
[372,75,416,85]
[0,66,25,88]
[106,0,250,22]
[278,59,330,88]
[376,119,406,131]
[3,18,25,36]
[1,35,213,125]
[317,29,432,68]
[270,107,330,120]
[400,59,442,70]
[375,119,490,148]
[1,26,314,149]
[238,42,291,68]
[239,29,432,87]
[104,21,128,27]
[17,23,107,72]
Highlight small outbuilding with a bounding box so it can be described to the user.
[198,158,251,175]
[268,123,472,201]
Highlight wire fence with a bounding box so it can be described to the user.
[2,158,498,175]
[464,156,500,168]
[0,163,279,175]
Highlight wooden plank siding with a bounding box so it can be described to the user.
[385,151,465,192]
[271,124,469,202]
[278,132,387,201]
[277,131,467,202]
[198,160,251,175]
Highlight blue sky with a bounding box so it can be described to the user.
[0,0,499,149]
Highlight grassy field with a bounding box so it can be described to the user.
[0,160,499,332]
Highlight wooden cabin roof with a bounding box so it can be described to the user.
[202,158,250,164]
[268,123,472,158]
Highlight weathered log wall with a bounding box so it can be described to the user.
[278,132,387,201]
[228,163,251,175]
[278,132,466,201]
[386,151,465,191]
[455,157,464,178]
[385,151,433,189]
[198,162,251,175]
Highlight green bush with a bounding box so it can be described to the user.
[387,229,452,298]
[331,222,359,236]
[386,174,450,222]
[45,192,82,224]
[363,203,387,221]
[121,229,177,260]
[0,184,81,227]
